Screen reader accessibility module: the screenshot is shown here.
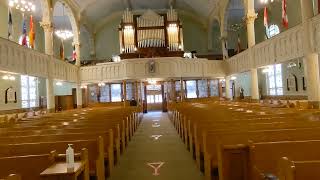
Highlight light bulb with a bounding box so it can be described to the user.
[9,76,15,81]
[9,0,14,7]
[2,75,9,80]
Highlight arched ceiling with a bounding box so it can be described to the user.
[30,0,267,33]
[76,0,218,23]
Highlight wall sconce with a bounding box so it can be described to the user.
[98,82,105,87]
[2,75,16,81]
[56,81,63,86]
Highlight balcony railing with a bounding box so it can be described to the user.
[0,37,78,82]
[226,14,320,75]
[80,57,226,82]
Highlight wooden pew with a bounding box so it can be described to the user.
[203,127,320,180]
[0,138,105,180]
[0,174,21,180]
[219,140,320,180]
[278,157,320,180]
[0,148,88,180]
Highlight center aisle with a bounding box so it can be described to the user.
[109,111,204,180]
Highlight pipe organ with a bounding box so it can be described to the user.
[119,8,184,57]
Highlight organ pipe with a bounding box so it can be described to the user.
[119,8,183,53]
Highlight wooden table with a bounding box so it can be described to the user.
[40,162,85,180]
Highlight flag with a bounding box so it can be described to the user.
[21,15,27,46]
[29,15,35,49]
[264,7,268,29]
[282,0,289,29]
[264,7,269,39]
[236,35,241,54]
[59,41,64,60]
[8,8,13,40]
[72,45,77,61]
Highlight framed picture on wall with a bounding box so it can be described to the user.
[302,77,307,90]
[287,74,298,91]
[148,60,156,73]
[5,87,17,104]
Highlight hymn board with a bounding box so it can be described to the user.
[119,8,184,58]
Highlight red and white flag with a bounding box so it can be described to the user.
[264,7,268,29]
[72,45,77,61]
[282,0,289,29]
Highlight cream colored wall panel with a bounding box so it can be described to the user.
[0,38,78,82]
[80,57,226,83]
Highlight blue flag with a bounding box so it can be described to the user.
[21,15,27,46]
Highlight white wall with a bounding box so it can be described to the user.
[0,72,22,111]
[234,71,251,97]
[53,80,76,96]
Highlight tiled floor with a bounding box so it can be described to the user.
[109,112,204,180]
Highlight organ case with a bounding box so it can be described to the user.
[119,8,184,58]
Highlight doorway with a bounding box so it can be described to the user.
[146,84,163,112]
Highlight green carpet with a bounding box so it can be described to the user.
[109,112,204,180]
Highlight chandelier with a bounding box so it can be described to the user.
[55,30,73,40]
[9,0,36,12]
[55,3,73,40]
[261,0,275,4]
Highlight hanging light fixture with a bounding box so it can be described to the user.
[55,3,73,40]
[261,0,275,4]
[147,79,157,85]
[9,0,36,13]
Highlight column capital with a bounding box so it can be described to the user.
[40,21,53,32]
[245,12,257,24]
[73,42,81,47]
[220,36,227,41]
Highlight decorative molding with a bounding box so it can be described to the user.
[0,37,78,82]
[80,58,226,83]
[225,13,319,75]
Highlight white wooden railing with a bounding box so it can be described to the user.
[0,37,78,82]
[3,14,320,82]
[80,57,226,83]
[226,14,320,75]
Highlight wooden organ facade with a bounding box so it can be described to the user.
[119,8,184,59]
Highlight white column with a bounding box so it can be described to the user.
[300,0,320,107]
[41,22,55,112]
[246,12,257,48]
[40,22,54,56]
[89,33,96,58]
[251,68,259,100]
[246,0,259,101]
[74,43,81,66]
[225,76,231,100]
[46,78,55,112]
[207,22,213,51]
[180,78,184,101]
[221,36,229,60]
[73,41,83,107]
[76,83,83,108]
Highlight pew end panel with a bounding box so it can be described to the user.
[218,144,250,180]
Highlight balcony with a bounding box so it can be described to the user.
[80,57,226,82]
[0,37,78,82]
[226,14,320,75]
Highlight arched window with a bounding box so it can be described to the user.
[268,24,280,38]
[265,64,283,96]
